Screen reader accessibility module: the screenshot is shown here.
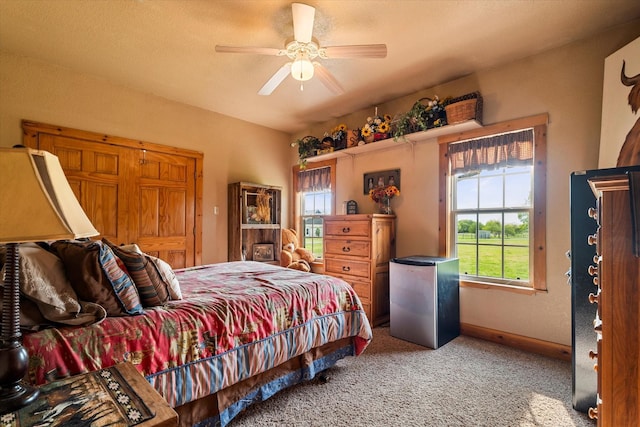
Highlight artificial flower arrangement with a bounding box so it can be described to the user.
[424,95,449,128]
[393,95,451,141]
[361,109,392,141]
[369,184,400,214]
[331,123,347,142]
[328,123,348,150]
[369,184,400,203]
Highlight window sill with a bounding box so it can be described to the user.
[460,279,546,295]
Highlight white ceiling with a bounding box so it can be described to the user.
[1,1,639,134]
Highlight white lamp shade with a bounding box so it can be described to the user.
[0,147,99,243]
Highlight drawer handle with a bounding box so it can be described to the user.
[588,407,598,420]
[588,292,599,304]
[587,207,598,220]
[342,246,351,252]
[342,266,351,272]
[587,234,597,246]
[342,227,351,233]
[588,265,598,276]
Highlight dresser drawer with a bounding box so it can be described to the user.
[351,280,372,301]
[331,275,372,301]
[324,239,370,258]
[325,220,370,238]
[324,257,371,279]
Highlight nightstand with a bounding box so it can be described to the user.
[1,363,177,427]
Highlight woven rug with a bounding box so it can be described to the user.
[2,366,154,427]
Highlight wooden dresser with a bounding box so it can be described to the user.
[587,175,640,426]
[322,214,396,326]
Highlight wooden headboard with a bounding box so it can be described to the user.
[22,120,203,268]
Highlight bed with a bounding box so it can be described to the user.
[4,241,372,426]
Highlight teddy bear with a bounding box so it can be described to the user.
[280,228,315,272]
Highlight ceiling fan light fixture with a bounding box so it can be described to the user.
[291,54,314,81]
[217,3,386,95]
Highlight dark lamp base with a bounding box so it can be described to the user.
[0,382,39,414]
[0,341,39,414]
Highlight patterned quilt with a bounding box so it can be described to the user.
[22,261,373,407]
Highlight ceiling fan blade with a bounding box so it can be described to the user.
[312,62,344,95]
[215,45,283,56]
[322,44,387,59]
[258,62,292,95]
[292,3,315,43]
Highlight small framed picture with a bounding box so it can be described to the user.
[364,169,401,194]
[252,243,274,262]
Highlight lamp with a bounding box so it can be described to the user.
[291,51,314,82]
[0,147,99,412]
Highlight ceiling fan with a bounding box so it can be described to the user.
[215,2,387,96]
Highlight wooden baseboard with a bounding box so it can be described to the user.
[460,323,571,362]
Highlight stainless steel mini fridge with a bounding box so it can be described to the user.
[389,256,460,349]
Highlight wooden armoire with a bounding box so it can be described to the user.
[587,174,640,426]
[22,120,203,268]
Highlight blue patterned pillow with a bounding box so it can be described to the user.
[97,242,144,315]
[102,238,170,307]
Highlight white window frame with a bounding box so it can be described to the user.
[452,165,533,286]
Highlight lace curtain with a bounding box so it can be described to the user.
[448,129,534,175]
[297,166,331,192]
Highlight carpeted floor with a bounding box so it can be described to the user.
[231,327,596,426]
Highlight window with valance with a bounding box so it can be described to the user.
[439,115,547,292]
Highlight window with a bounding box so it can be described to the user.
[453,165,532,284]
[300,189,332,258]
[292,159,336,259]
[438,115,547,292]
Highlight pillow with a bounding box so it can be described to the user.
[0,289,47,331]
[102,238,170,307]
[114,242,181,300]
[52,240,143,316]
[147,255,182,300]
[0,243,106,326]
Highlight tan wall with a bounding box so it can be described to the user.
[0,53,291,265]
[300,20,640,346]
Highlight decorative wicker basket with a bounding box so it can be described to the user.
[444,92,483,124]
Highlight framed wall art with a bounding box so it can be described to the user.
[363,169,401,194]
[252,243,274,262]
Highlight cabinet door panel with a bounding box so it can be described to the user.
[136,150,195,268]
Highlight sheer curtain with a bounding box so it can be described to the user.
[447,129,534,174]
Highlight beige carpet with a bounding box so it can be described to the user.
[231,327,595,427]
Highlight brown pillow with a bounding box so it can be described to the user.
[51,240,143,317]
[0,243,106,327]
[102,238,170,307]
